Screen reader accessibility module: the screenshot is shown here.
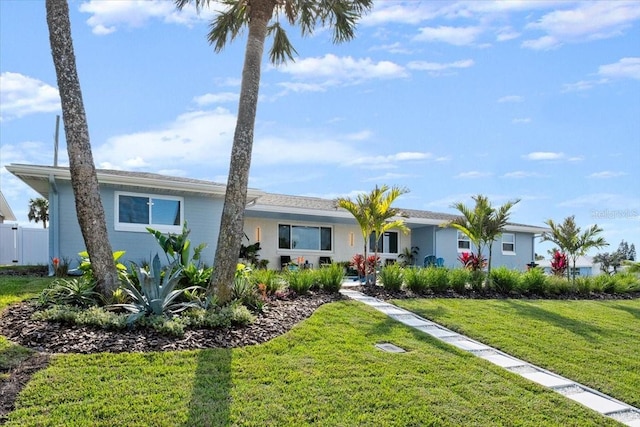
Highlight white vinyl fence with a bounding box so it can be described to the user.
[0,223,49,265]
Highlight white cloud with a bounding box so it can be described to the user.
[414,26,483,46]
[0,72,60,121]
[598,57,640,80]
[362,2,442,26]
[93,108,237,170]
[363,172,414,182]
[502,171,546,179]
[523,1,640,50]
[512,118,531,124]
[277,54,408,85]
[192,92,238,106]
[78,0,208,35]
[497,95,524,103]
[407,59,474,76]
[347,152,432,168]
[455,171,492,179]
[558,193,639,208]
[588,171,628,179]
[524,151,564,161]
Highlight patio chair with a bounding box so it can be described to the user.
[424,255,437,267]
[280,255,291,270]
[319,256,332,266]
[436,257,445,268]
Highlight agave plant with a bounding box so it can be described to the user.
[115,254,202,324]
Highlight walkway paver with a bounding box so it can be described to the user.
[340,288,640,427]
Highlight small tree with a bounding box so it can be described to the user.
[28,197,49,228]
[593,251,624,275]
[541,215,608,283]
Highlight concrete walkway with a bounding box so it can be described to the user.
[339,288,640,427]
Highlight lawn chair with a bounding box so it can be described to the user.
[436,257,445,268]
[424,255,437,267]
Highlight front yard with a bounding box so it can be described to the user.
[2,274,634,426]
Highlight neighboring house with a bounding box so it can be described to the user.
[538,255,600,277]
[7,164,548,272]
[0,190,17,223]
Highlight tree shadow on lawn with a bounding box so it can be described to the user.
[183,348,232,427]
[503,300,605,341]
[607,302,640,319]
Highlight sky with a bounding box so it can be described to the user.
[1,0,639,258]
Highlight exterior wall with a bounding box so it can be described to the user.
[243,217,412,270]
[52,180,223,269]
[488,233,536,271]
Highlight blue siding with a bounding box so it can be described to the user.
[52,180,223,269]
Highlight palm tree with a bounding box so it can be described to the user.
[445,195,519,275]
[46,0,119,296]
[483,198,520,274]
[175,0,373,302]
[446,195,493,261]
[28,197,49,228]
[541,215,608,283]
[337,185,408,284]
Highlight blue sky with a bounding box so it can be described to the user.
[1,0,639,257]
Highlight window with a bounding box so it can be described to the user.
[457,231,471,250]
[369,231,399,254]
[278,224,332,251]
[115,192,183,232]
[502,233,516,253]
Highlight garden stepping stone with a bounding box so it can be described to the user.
[339,289,640,427]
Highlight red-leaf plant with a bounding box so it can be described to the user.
[551,250,568,277]
[458,251,487,272]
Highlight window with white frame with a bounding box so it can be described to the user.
[278,224,332,251]
[369,231,399,254]
[457,231,471,250]
[115,192,183,232]
[502,233,516,253]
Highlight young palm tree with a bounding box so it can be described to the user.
[28,197,49,229]
[46,0,119,296]
[337,185,408,285]
[446,195,519,275]
[541,215,608,283]
[175,0,373,302]
[484,198,520,274]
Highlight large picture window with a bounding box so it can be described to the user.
[278,224,332,251]
[115,192,183,232]
[369,231,399,254]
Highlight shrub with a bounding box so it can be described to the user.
[38,277,102,308]
[33,305,127,330]
[232,264,264,311]
[545,275,573,295]
[574,277,593,295]
[316,263,345,293]
[519,268,546,295]
[115,255,201,324]
[612,272,640,293]
[380,263,404,291]
[424,267,449,292]
[404,267,429,294]
[469,270,486,292]
[489,267,520,294]
[448,268,470,293]
[285,269,316,295]
[250,269,281,295]
[181,264,213,287]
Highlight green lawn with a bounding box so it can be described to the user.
[5,300,618,426]
[393,298,640,408]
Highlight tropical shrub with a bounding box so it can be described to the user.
[448,268,470,293]
[458,252,486,272]
[250,269,281,295]
[181,263,213,287]
[77,250,128,282]
[469,270,486,292]
[285,268,316,295]
[51,256,70,277]
[350,254,366,279]
[316,263,345,292]
[612,272,640,293]
[489,266,520,294]
[115,255,201,324]
[550,250,568,277]
[232,264,264,311]
[38,277,102,308]
[33,305,128,330]
[518,268,546,295]
[424,266,449,292]
[379,263,404,291]
[545,275,574,295]
[404,267,429,293]
[147,222,207,268]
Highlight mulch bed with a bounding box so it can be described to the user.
[0,290,344,419]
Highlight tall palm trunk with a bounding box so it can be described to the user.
[46,0,118,295]
[210,1,275,303]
